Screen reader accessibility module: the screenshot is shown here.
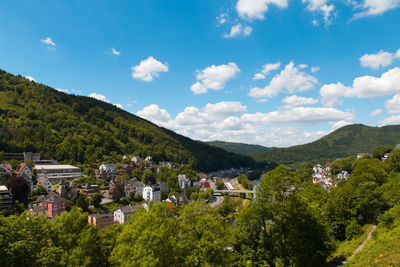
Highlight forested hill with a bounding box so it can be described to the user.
[206,140,271,155]
[251,124,400,165]
[0,69,255,171]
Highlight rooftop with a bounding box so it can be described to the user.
[34,164,81,170]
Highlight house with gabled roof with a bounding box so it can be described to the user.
[37,178,53,192]
[114,204,139,224]
[16,163,33,195]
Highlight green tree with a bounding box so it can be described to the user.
[6,175,30,203]
[75,194,89,212]
[34,185,47,196]
[91,192,102,209]
[372,145,393,159]
[215,181,224,190]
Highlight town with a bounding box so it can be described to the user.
[0,151,254,228]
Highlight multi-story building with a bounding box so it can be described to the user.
[28,192,67,218]
[0,185,13,209]
[143,186,161,202]
[34,164,82,181]
[57,179,78,199]
[88,214,114,229]
[95,163,118,181]
[114,205,138,224]
[15,163,33,195]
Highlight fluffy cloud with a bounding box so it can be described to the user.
[302,0,335,25]
[248,61,318,99]
[353,0,400,19]
[131,56,168,82]
[236,0,288,20]
[25,76,36,82]
[88,93,109,102]
[330,120,352,130]
[320,67,400,106]
[203,101,247,116]
[40,37,56,48]
[385,94,400,114]
[360,49,400,69]
[282,95,318,108]
[115,104,123,109]
[111,47,121,56]
[136,104,171,125]
[191,62,240,94]
[56,88,69,93]
[135,102,352,147]
[370,109,383,116]
[223,24,252,38]
[379,115,400,125]
[241,107,353,124]
[311,66,320,73]
[253,62,281,80]
[217,13,228,25]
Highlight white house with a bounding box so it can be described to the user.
[37,178,53,192]
[178,174,191,190]
[337,171,350,180]
[143,186,161,202]
[144,156,153,164]
[131,156,142,164]
[114,205,137,224]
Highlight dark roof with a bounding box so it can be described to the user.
[118,205,139,214]
[89,213,113,219]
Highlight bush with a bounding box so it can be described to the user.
[346,220,363,240]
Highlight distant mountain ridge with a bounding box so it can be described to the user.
[251,124,400,165]
[206,140,272,156]
[0,69,255,171]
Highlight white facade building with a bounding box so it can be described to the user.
[34,164,82,181]
[143,186,161,202]
[178,174,191,190]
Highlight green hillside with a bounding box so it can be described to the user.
[206,140,271,155]
[251,124,400,165]
[0,69,255,171]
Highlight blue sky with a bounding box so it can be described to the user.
[1,0,400,147]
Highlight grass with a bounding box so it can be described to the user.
[346,221,400,266]
[327,224,373,264]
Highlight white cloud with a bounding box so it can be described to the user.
[385,94,400,114]
[311,66,321,73]
[111,47,121,56]
[56,88,69,93]
[40,37,56,47]
[379,115,400,125]
[135,102,352,147]
[320,67,400,106]
[282,95,318,108]
[330,120,352,130]
[396,49,400,58]
[217,13,228,25]
[360,49,399,69]
[136,104,171,124]
[253,73,266,80]
[115,104,123,109]
[203,101,247,116]
[236,0,288,20]
[191,62,240,94]
[223,24,253,38]
[302,0,335,25]
[353,0,400,19]
[25,76,36,82]
[248,61,318,99]
[253,62,281,80]
[370,109,383,116]
[88,93,109,103]
[131,56,169,82]
[241,107,353,125]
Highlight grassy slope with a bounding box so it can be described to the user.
[346,222,400,266]
[0,69,255,171]
[206,140,271,156]
[251,124,400,165]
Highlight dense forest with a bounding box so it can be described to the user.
[252,124,400,165]
[206,140,271,155]
[0,69,256,171]
[2,146,400,266]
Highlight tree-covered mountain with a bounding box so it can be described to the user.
[0,69,255,171]
[251,124,400,165]
[206,140,271,155]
